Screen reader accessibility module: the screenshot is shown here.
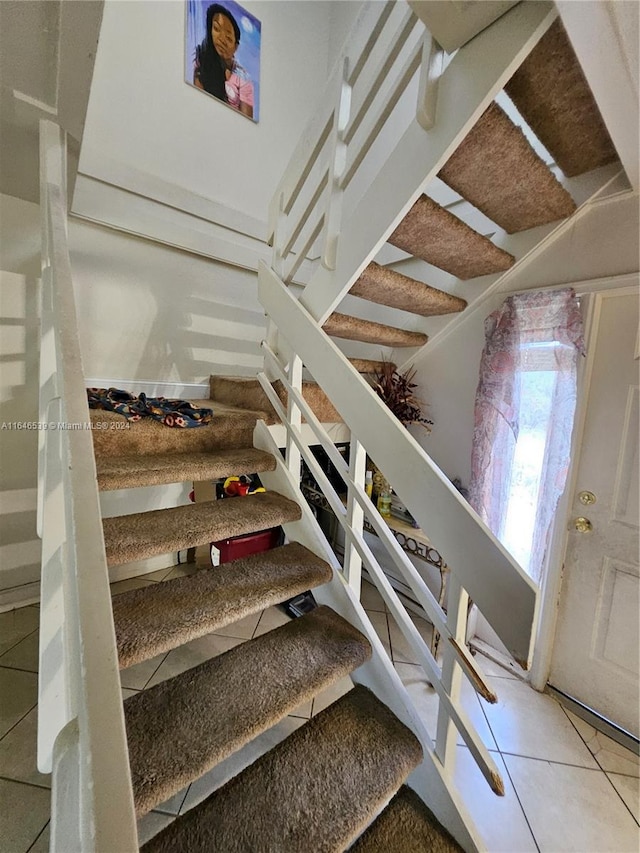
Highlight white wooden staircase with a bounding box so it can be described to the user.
[36,2,632,851]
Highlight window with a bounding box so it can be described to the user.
[469,289,584,584]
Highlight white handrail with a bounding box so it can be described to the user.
[38,120,137,852]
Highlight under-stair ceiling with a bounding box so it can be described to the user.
[324,17,631,374]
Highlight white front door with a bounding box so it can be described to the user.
[550,288,639,737]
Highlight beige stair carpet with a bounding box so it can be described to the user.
[102,491,301,566]
[323,312,428,348]
[348,357,396,374]
[505,19,617,177]
[438,102,577,233]
[210,375,342,424]
[126,606,372,816]
[350,261,467,316]
[141,686,423,853]
[96,447,277,491]
[90,400,273,459]
[113,542,332,668]
[388,194,515,279]
[351,786,463,853]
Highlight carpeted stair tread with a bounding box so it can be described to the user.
[141,685,423,853]
[210,375,342,424]
[126,605,371,816]
[350,786,463,853]
[388,194,515,279]
[90,400,274,459]
[96,447,277,491]
[102,491,301,566]
[350,261,467,316]
[505,19,618,178]
[438,102,577,234]
[348,357,396,374]
[113,542,332,669]
[323,312,428,348]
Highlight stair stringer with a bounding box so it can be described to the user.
[253,419,486,853]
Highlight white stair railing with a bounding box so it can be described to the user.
[38,120,137,852]
[257,339,504,794]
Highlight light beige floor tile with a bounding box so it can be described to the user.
[120,652,168,691]
[26,822,49,853]
[110,576,157,596]
[0,707,50,788]
[145,634,244,688]
[363,609,391,656]
[0,666,38,738]
[394,662,498,748]
[504,754,640,852]
[312,675,353,717]
[453,746,537,852]
[154,784,191,816]
[121,687,139,700]
[474,651,523,680]
[607,773,640,823]
[137,811,174,846]
[181,715,305,813]
[481,678,599,767]
[0,630,39,673]
[214,610,263,640]
[0,778,50,852]
[360,580,387,612]
[387,611,433,665]
[163,563,199,581]
[564,710,639,777]
[143,566,176,582]
[252,605,291,637]
[0,608,40,656]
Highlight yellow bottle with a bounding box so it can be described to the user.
[377,491,392,517]
[365,470,373,499]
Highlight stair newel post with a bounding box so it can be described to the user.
[343,437,366,596]
[435,573,469,773]
[285,354,303,481]
[321,57,352,272]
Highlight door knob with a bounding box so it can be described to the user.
[573,517,593,533]
[578,491,596,506]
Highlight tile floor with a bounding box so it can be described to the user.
[0,574,638,852]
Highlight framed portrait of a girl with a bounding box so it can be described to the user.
[185,1,261,122]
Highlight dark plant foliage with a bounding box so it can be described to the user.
[372,362,433,430]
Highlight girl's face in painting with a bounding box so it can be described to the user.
[212,12,237,63]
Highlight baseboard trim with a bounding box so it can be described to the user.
[547,685,640,756]
[85,380,210,400]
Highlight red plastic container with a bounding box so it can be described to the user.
[211,528,280,565]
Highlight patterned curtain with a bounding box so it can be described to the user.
[469,288,584,585]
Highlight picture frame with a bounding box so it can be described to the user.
[185,0,261,122]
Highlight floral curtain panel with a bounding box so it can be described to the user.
[469,288,585,585]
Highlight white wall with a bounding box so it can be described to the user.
[79,0,337,226]
[69,220,266,386]
[0,195,41,604]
